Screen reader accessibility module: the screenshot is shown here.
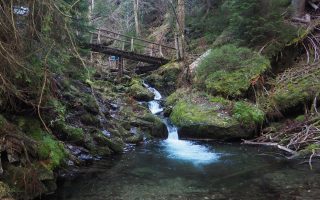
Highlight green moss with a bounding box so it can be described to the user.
[196,44,270,97]
[166,88,193,107]
[80,113,100,126]
[37,135,67,170]
[295,115,305,122]
[47,99,66,121]
[209,96,231,106]
[129,79,154,101]
[145,62,181,95]
[17,118,68,170]
[271,64,320,110]
[232,101,265,127]
[170,100,237,128]
[300,144,320,156]
[55,121,84,142]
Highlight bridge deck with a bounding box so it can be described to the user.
[86,43,170,65]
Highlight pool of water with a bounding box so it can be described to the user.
[46,141,320,200]
[45,83,320,200]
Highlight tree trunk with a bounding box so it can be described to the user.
[177,0,185,59]
[133,0,140,36]
[292,0,306,17]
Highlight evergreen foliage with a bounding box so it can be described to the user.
[224,0,296,50]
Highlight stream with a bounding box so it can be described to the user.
[46,84,320,200]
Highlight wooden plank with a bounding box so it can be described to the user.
[91,32,161,53]
[85,43,169,65]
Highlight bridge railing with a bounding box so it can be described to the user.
[90,28,179,60]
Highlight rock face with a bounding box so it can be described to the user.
[145,62,181,95]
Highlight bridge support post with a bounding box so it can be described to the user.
[117,56,124,80]
[98,29,101,44]
[159,45,164,58]
[175,34,181,60]
[131,38,134,52]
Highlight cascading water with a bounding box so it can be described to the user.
[143,82,219,165]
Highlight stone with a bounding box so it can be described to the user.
[129,80,154,101]
[169,93,254,140]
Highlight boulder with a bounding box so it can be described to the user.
[170,100,252,140]
[131,114,168,138]
[129,80,154,101]
[145,62,181,95]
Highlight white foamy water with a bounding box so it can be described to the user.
[144,82,219,165]
[148,100,163,114]
[164,139,219,164]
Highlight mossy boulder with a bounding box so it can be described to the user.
[54,121,85,143]
[145,62,181,95]
[195,44,270,97]
[129,79,154,101]
[270,63,320,110]
[129,110,168,138]
[16,118,68,170]
[141,114,168,138]
[125,133,144,144]
[168,90,264,140]
[170,100,249,140]
[80,113,101,127]
[92,132,124,153]
[105,137,125,153]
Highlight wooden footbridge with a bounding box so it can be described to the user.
[85,29,181,68]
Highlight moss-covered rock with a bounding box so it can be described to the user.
[195,44,270,97]
[105,137,125,153]
[16,118,68,170]
[125,133,144,144]
[232,101,265,128]
[141,114,168,138]
[168,90,261,140]
[271,63,320,110]
[170,100,250,140]
[145,62,181,95]
[128,79,154,101]
[80,113,101,127]
[54,121,85,143]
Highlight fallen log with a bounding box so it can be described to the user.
[242,140,299,158]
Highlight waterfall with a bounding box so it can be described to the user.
[143,82,219,164]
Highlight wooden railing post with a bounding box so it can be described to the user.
[122,41,125,51]
[98,28,101,44]
[159,44,164,58]
[175,34,181,60]
[131,38,134,52]
[117,56,124,80]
